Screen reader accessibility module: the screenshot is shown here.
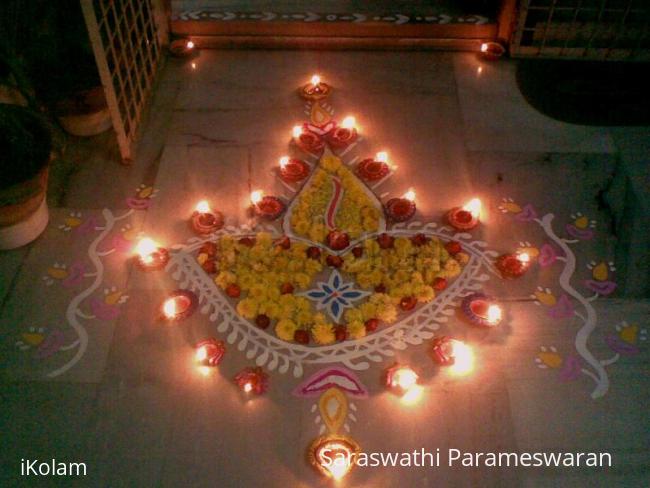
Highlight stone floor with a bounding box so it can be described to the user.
[1,50,649,487]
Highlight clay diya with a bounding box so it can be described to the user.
[300,74,331,100]
[356,152,390,182]
[250,190,285,220]
[279,156,310,183]
[195,338,226,367]
[234,366,269,395]
[327,116,358,150]
[191,200,224,235]
[292,124,325,155]
[161,289,198,322]
[385,189,416,222]
[496,252,531,278]
[448,198,481,230]
[169,39,197,58]
[134,237,169,271]
[479,41,506,61]
[461,293,502,327]
[309,434,360,480]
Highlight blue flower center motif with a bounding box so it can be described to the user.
[300,269,371,322]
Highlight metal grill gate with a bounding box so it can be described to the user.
[80,0,167,162]
[510,0,650,61]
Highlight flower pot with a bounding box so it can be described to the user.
[0,104,52,249]
[55,86,111,137]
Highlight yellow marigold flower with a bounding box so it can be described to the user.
[275,319,298,341]
[305,259,323,275]
[197,253,208,265]
[312,323,336,345]
[249,284,266,298]
[348,320,366,340]
[313,312,328,325]
[455,252,470,265]
[236,298,258,319]
[215,271,237,289]
[294,220,310,236]
[294,309,313,326]
[293,272,312,289]
[256,232,273,248]
[345,308,363,323]
[362,217,378,232]
[309,223,327,243]
[260,301,281,319]
[321,155,342,172]
[364,239,380,256]
[414,284,435,303]
[359,302,378,321]
[444,258,461,278]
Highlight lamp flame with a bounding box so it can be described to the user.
[250,190,263,205]
[292,125,303,138]
[195,345,208,362]
[400,384,424,406]
[243,382,253,393]
[480,43,488,52]
[163,298,178,319]
[375,151,388,163]
[186,40,195,49]
[341,116,356,130]
[310,74,321,86]
[391,367,418,390]
[462,198,482,219]
[403,189,416,202]
[449,341,475,376]
[195,200,210,214]
[279,156,290,169]
[518,252,530,264]
[487,304,502,324]
[134,237,157,262]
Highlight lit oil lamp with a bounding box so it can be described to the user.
[309,434,360,480]
[327,115,358,150]
[479,41,506,61]
[234,366,269,395]
[461,293,502,327]
[191,200,224,235]
[496,251,531,278]
[134,237,169,271]
[357,151,391,182]
[448,198,481,230]
[278,156,310,183]
[384,363,418,394]
[300,74,331,100]
[195,338,226,367]
[169,39,197,58]
[292,124,325,155]
[250,190,286,220]
[161,289,197,322]
[385,188,417,222]
[430,337,475,376]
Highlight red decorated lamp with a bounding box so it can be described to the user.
[461,293,502,327]
[357,151,391,182]
[134,237,169,271]
[169,39,197,58]
[251,190,285,220]
[430,336,475,375]
[496,251,531,278]
[279,156,310,183]
[384,363,423,405]
[191,200,224,235]
[300,74,331,100]
[234,366,269,395]
[448,198,481,230]
[327,116,358,150]
[385,189,417,222]
[479,41,506,61]
[195,338,226,367]
[292,124,325,155]
[161,289,197,322]
[309,434,360,481]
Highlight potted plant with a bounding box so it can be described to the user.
[0,103,52,249]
